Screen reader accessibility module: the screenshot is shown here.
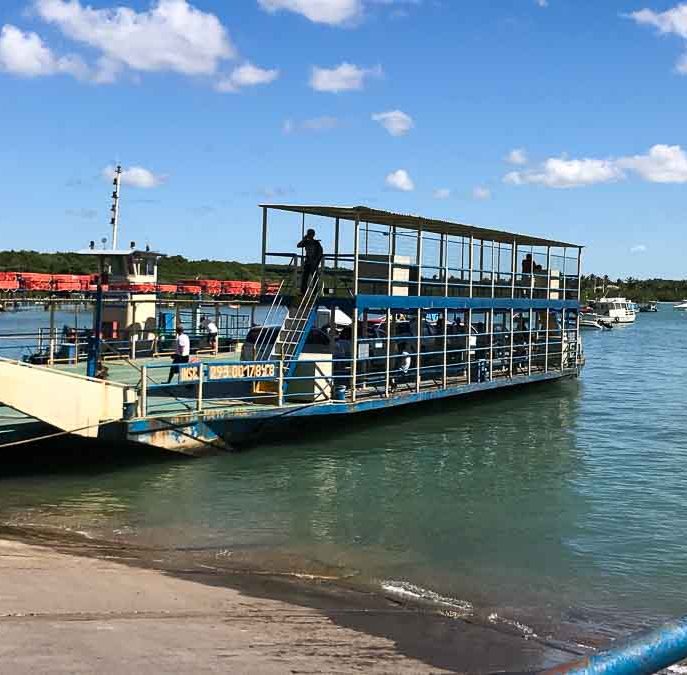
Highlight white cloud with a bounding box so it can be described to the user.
[216,62,279,92]
[283,116,340,133]
[630,244,647,253]
[34,0,235,80]
[103,165,166,189]
[310,62,382,92]
[628,5,687,73]
[0,24,87,79]
[504,144,687,188]
[505,148,528,165]
[257,0,363,25]
[616,144,687,183]
[472,186,491,200]
[504,157,623,188]
[385,169,414,191]
[372,110,414,136]
[433,188,451,199]
[536,0,548,7]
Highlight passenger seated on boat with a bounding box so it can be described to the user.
[390,342,413,392]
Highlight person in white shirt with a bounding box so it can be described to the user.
[201,315,219,349]
[166,325,191,384]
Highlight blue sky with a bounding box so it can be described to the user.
[1,0,687,277]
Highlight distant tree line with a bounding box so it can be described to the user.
[0,250,264,282]
[581,274,687,302]
[1,251,685,300]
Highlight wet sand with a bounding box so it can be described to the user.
[0,527,580,673]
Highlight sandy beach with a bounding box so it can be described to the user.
[0,533,578,673]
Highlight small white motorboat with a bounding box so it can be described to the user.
[674,300,687,311]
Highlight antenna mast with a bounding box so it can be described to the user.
[110,164,122,250]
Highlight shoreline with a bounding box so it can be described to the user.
[0,524,580,672]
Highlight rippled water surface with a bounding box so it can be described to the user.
[1,306,687,644]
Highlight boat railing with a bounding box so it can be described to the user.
[134,320,578,416]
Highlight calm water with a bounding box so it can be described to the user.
[1,306,687,645]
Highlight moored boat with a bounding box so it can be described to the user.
[639,301,658,312]
[594,297,636,324]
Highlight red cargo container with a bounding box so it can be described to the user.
[264,282,281,295]
[20,273,52,291]
[243,281,261,298]
[0,272,19,291]
[157,284,177,294]
[199,279,222,295]
[176,283,202,295]
[221,280,243,296]
[52,274,82,292]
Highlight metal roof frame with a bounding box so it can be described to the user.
[260,204,582,249]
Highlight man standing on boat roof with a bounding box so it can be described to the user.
[297,228,323,295]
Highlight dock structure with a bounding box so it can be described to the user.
[0,205,583,455]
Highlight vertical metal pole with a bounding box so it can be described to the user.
[110,165,122,250]
[509,309,515,377]
[261,207,268,291]
[546,247,552,300]
[385,225,393,397]
[468,236,474,297]
[415,307,421,393]
[545,308,550,373]
[197,362,204,412]
[530,245,535,297]
[561,248,568,371]
[351,306,359,402]
[416,228,423,296]
[334,217,340,268]
[353,217,360,295]
[333,217,340,293]
[528,308,533,375]
[442,307,448,388]
[511,240,517,298]
[278,360,284,406]
[87,263,105,378]
[140,365,148,417]
[467,308,472,384]
[130,301,137,360]
[48,300,56,366]
[576,248,583,369]
[214,302,220,354]
[491,240,495,298]
[489,308,494,381]
[444,234,450,297]
[74,302,79,365]
[385,307,392,397]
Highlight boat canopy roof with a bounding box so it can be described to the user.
[261,204,582,249]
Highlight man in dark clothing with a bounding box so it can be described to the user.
[297,228,324,294]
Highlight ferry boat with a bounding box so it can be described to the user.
[594,297,636,324]
[0,199,584,455]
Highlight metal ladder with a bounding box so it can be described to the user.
[269,268,321,374]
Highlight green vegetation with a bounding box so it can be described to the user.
[0,250,264,282]
[1,251,685,300]
[581,275,687,303]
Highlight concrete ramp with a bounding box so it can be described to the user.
[0,358,131,438]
